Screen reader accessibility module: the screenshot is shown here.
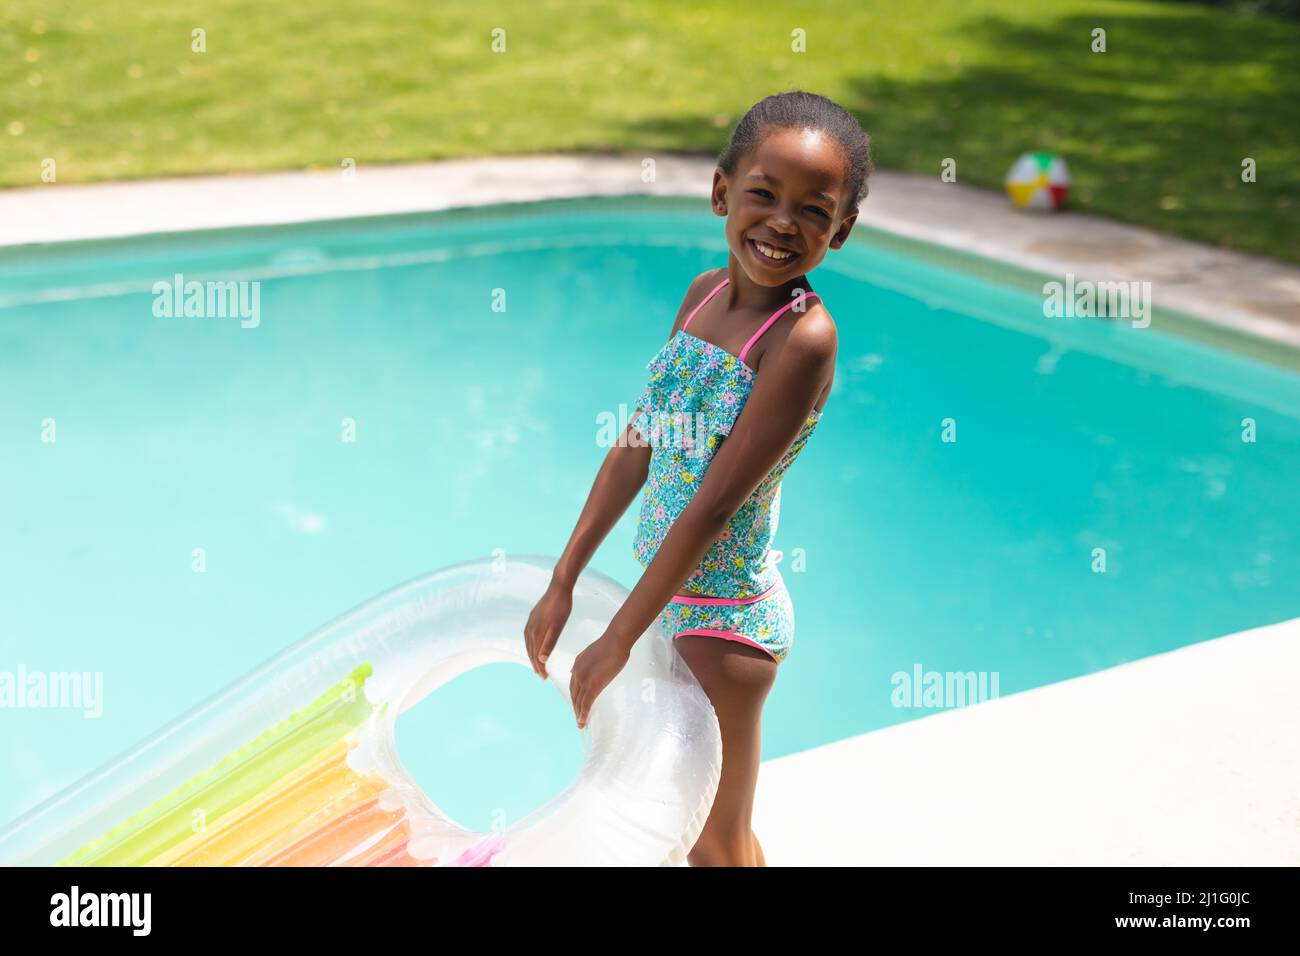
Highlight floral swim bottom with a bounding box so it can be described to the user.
[657,572,795,664]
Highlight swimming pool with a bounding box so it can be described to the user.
[3,196,1299,833]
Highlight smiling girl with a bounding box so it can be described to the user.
[524,91,873,866]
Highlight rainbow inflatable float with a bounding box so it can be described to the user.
[0,557,723,866]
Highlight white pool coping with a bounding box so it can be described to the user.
[2,154,1299,351]
[752,614,1300,866]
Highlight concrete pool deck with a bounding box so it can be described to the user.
[753,613,1300,866]
[2,153,1300,361]
[4,154,1298,866]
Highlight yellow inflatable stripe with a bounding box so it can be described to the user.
[60,663,376,866]
[237,765,391,867]
[147,736,380,866]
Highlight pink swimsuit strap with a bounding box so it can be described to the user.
[680,277,731,330]
[681,276,820,363]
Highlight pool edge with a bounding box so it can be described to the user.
[1,153,1298,373]
[753,612,1300,865]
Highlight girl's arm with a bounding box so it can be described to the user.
[604,307,837,654]
[525,271,723,678]
[551,420,652,592]
[548,272,721,591]
[524,419,650,680]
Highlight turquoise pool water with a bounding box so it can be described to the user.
[2,197,1299,831]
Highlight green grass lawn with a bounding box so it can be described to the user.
[1,1,1296,262]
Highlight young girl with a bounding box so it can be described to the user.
[524,91,872,866]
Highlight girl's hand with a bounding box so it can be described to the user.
[569,633,631,730]
[524,580,573,680]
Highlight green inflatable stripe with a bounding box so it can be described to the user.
[59,663,378,867]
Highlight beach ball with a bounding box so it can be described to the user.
[1004,152,1071,211]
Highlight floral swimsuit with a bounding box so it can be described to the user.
[631,275,824,664]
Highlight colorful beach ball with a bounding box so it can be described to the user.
[1004,152,1071,211]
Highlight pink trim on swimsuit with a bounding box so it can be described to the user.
[739,289,820,362]
[635,271,826,659]
[681,277,730,332]
[672,628,779,662]
[668,582,779,606]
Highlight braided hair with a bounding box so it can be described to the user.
[716,90,874,215]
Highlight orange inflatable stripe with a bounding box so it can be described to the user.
[368,840,430,867]
[266,796,406,867]
[147,738,351,865]
[150,738,391,866]
[341,817,414,867]
[237,766,391,867]
[62,664,376,867]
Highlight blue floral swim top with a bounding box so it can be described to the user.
[631,275,824,599]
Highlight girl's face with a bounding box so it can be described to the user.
[713,126,858,286]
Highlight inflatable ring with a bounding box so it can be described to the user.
[0,556,723,867]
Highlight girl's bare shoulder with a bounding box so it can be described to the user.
[769,292,837,360]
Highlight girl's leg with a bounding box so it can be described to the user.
[673,634,777,867]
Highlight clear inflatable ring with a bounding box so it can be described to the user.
[0,556,723,867]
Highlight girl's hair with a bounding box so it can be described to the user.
[716,90,874,215]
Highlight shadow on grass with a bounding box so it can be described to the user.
[625,8,1299,263]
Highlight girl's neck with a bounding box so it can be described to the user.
[723,261,814,314]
